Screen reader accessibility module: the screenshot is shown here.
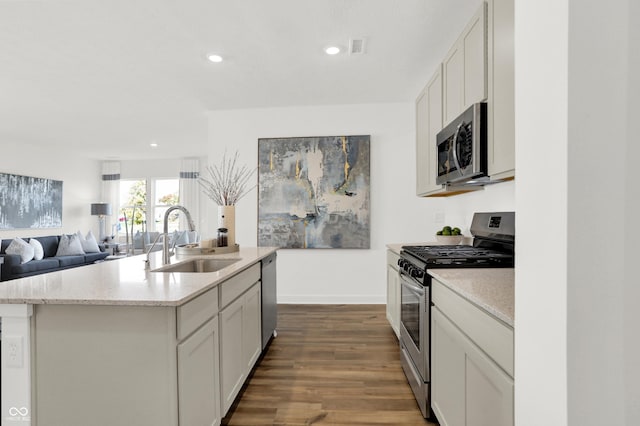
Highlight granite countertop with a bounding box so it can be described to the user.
[0,247,277,307]
[428,268,514,326]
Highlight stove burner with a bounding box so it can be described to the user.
[401,244,514,268]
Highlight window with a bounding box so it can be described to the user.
[153,179,180,233]
[117,178,179,241]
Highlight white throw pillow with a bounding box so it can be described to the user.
[6,238,35,264]
[29,238,44,260]
[56,234,85,256]
[77,230,100,253]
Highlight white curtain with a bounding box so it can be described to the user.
[179,157,200,233]
[101,161,120,240]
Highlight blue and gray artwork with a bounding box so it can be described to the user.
[0,173,63,229]
[258,135,370,249]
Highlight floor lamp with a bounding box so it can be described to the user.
[91,203,112,242]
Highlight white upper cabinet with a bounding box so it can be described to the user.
[415,0,514,196]
[416,65,444,196]
[443,2,488,126]
[487,0,515,180]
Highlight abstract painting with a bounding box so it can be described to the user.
[258,135,370,249]
[0,172,63,229]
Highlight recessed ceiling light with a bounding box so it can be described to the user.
[150,143,158,148]
[325,46,341,55]
[207,54,223,63]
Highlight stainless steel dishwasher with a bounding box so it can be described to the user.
[261,252,277,349]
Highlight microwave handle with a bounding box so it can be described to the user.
[452,121,464,176]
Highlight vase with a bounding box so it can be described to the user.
[217,205,236,247]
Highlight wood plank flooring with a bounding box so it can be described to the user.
[222,304,435,425]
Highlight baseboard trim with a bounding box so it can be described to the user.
[276,295,386,304]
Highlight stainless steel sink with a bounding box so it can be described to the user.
[152,258,240,273]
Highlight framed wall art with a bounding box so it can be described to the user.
[0,172,63,229]
[258,135,370,249]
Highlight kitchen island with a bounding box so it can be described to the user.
[0,247,277,426]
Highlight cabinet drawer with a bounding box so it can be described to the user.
[177,287,219,341]
[220,263,261,308]
[432,279,514,377]
[387,250,400,270]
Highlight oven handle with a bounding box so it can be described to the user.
[400,273,426,295]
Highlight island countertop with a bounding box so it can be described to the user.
[0,247,277,306]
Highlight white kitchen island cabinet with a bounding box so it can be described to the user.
[178,316,221,426]
[0,247,277,426]
[431,277,514,426]
[219,264,262,416]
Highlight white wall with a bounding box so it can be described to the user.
[206,104,514,303]
[515,0,638,425]
[0,143,101,240]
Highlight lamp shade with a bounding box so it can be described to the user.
[91,203,112,216]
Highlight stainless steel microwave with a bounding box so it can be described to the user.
[436,103,487,185]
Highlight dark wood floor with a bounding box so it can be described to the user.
[222,304,435,425]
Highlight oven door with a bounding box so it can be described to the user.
[399,272,428,381]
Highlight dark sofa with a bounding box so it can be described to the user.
[0,235,109,281]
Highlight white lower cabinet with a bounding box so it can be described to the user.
[178,316,221,426]
[431,280,514,426]
[220,281,262,416]
[386,250,401,338]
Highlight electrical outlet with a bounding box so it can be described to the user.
[434,211,445,224]
[5,336,24,368]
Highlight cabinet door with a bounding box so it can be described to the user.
[416,86,430,195]
[243,283,262,372]
[220,296,246,415]
[487,0,515,179]
[443,43,464,125]
[431,307,466,426]
[386,264,400,337]
[443,2,487,126]
[466,339,514,426]
[463,2,488,106]
[417,66,444,196]
[177,316,221,426]
[432,306,514,426]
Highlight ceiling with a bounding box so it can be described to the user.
[0,0,478,160]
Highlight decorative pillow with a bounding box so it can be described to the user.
[29,238,44,260]
[77,230,100,253]
[56,234,85,256]
[6,238,35,264]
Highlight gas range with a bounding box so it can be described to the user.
[399,212,515,284]
[397,211,515,419]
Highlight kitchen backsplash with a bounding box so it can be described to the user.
[431,180,515,238]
